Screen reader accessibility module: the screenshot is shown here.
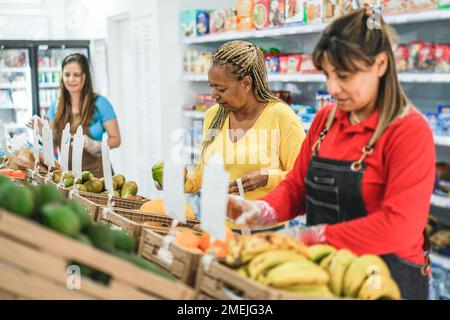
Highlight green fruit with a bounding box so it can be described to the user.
[121,181,138,197]
[75,178,83,185]
[88,178,103,193]
[75,233,93,246]
[112,174,126,190]
[77,184,87,192]
[38,184,63,205]
[41,203,81,237]
[111,229,135,253]
[114,190,120,197]
[52,170,62,184]
[115,251,176,281]
[85,224,116,253]
[0,183,34,217]
[65,200,92,230]
[0,174,11,186]
[61,171,74,181]
[63,176,75,188]
[151,161,164,187]
[81,171,94,183]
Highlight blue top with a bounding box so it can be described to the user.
[47,95,117,141]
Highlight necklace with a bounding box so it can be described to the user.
[349,112,361,124]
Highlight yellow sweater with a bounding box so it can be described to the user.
[185,100,306,201]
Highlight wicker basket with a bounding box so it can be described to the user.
[0,209,195,300]
[25,169,70,198]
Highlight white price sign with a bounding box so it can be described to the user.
[72,125,84,180]
[60,123,71,172]
[42,119,55,168]
[101,133,114,196]
[0,120,7,154]
[32,116,39,162]
[200,154,229,242]
[163,158,186,223]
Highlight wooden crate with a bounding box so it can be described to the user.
[97,206,200,243]
[25,169,70,198]
[70,191,148,222]
[0,209,195,300]
[194,260,336,300]
[138,228,203,287]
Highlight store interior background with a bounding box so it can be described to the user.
[1,0,450,200]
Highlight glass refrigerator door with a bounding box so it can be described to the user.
[0,48,33,138]
[37,47,89,117]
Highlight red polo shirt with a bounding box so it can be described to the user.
[262,105,435,264]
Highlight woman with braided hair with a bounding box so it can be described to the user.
[227,9,435,299]
[182,40,306,232]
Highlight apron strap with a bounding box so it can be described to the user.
[312,106,338,155]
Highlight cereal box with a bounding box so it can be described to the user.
[180,10,197,38]
[285,0,305,25]
[254,0,271,29]
[269,0,286,27]
[324,0,343,22]
[210,10,227,33]
[305,0,324,24]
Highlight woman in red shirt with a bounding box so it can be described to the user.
[227,9,435,300]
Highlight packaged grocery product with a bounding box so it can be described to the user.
[273,90,292,104]
[210,10,227,33]
[418,42,435,71]
[394,44,409,72]
[264,53,280,73]
[285,0,305,25]
[425,112,439,132]
[406,0,438,12]
[254,0,271,29]
[279,54,302,73]
[324,0,343,22]
[408,40,425,71]
[434,43,450,73]
[237,0,255,30]
[382,0,408,15]
[343,0,358,14]
[299,55,318,73]
[305,0,324,24]
[180,10,197,38]
[225,8,239,32]
[269,0,286,27]
[196,10,211,36]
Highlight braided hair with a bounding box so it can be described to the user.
[201,40,279,156]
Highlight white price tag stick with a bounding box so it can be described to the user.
[42,119,55,170]
[200,154,229,243]
[72,125,84,181]
[101,133,114,201]
[32,116,40,172]
[163,158,186,224]
[60,123,71,173]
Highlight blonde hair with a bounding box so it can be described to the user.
[313,9,410,148]
[201,40,280,155]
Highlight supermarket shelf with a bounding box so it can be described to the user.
[39,67,60,72]
[183,73,450,83]
[435,135,450,147]
[184,110,205,120]
[0,67,30,73]
[39,83,59,88]
[0,83,28,89]
[398,73,450,83]
[430,253,450,269]
[431,194,450,210]
[182,10,450,44]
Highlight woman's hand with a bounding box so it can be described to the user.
[83,135,102,157]
[25,116,45,133]
[228,169,269,195]
[227,195,278,227]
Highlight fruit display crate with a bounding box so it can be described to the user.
[0,209,195,300]
[194,260,335,300]
[138,228,203,287]
[25,169,70,198]
[99,206,200,243]
[70,192,148,222]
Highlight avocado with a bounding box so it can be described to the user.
[75,233,93,246]
[81,171,94,183]
[0,174,11,187]
[112,174,126,190]
[65,200,92,230]
[111,229,135,253]
[0,183,34,217]
[77,184,87,192]
[38,184,63,205]
[41,203,81,237]
[114,190,120,197]
[85,224,116,253]
[63,176,75,188]
[121,181,138,197]
[52,170,62,184]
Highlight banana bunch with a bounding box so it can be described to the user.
[224,235,402,300]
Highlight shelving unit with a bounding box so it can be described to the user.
[38,83,59,88]
[0,82,28,89]
[0,67,30,73]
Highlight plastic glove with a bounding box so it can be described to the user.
[83,135,102,157]
[227,195,278,228]
[278,224,327,246]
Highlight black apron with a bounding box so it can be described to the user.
[305,108,430,300]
